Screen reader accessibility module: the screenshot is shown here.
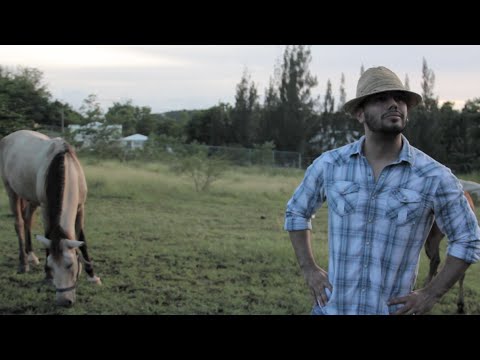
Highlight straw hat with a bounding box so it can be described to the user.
[343,66,422,114]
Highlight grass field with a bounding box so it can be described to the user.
[0,158,478,315]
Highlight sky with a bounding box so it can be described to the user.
[1,45,479,114]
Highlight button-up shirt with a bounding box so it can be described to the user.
[284,135,480,315]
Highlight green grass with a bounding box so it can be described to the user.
[0,159,478,315]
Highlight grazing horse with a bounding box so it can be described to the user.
[424,190,476,314]
[0,130,101,306]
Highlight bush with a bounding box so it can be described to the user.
[170,144,228,192]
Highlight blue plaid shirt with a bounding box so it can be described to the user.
[285,135,480,315]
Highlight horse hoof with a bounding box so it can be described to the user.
[88,275,102,285]
[28,253,40,265]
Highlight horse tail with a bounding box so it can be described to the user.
[45,142,69,257]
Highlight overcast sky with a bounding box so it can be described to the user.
[1,45,479,114]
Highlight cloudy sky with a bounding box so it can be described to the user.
[1,45,479,114]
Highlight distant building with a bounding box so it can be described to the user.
[120,134,148,149]
[68,122,123,147]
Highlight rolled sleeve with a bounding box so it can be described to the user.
[284,210,312,231]
[447,236,480,264]
[434,176,480,264]
[284,157,325,232]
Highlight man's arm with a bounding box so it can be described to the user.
[389,255,470,315]
[289,230,332,306]
[425,255,470,298]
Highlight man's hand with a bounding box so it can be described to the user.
[304,266,332,307]
[389,255,471,315]
[388,288,439,315]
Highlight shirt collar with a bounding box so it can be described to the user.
[348,134,415,165]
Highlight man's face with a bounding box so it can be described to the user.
[360,91,409,135]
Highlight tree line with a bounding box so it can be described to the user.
[0,66,187,140]
[184,48,480,172]
[1,46,480,172]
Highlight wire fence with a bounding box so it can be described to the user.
[39,125,310,169]
[187,145,303,168]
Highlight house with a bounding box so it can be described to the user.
[120,134,148,150]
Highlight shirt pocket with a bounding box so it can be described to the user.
[386,188,423,225]
[328,181,360,216]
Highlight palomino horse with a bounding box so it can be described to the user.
[424,190,476,314]
[0,130,101,306]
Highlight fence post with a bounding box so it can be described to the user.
[298,153,301,168]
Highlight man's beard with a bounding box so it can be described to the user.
[364,111,407,135]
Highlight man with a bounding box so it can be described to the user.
[284,66,480,315]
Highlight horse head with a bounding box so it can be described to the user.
[36,235,84,307]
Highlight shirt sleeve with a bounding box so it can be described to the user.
[284,156,326,231]
[433,174,480,264]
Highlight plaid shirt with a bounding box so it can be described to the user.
[285,135,480,315]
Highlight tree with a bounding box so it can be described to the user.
[185,103,232,146]
[152,114,187,139]
[231,68,260,147]
[0,65,54,133]
[421,58,438,112]
[258,69,281,146]
[0,107,31,135]
[11,67,52,124]
[274,45,319,153]
[135,106,156,135]
[323,79,335,113]
[404,59,440,160]
[338,73,346,111]
[436,101,473,172]
[463,98,480,113]
[105,100,136,135]
[462,98,480,171]
[44,100,85,131]
[79,94,104,124]
[404,106,441,161]
[105,100,154,136]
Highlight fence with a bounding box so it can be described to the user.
[204,145,302,168]
[91,141,305,169]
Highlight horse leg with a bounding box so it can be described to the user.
[75,206,101,285]
[456,191,476,314]
[423,222,443,286]
[456,273,466,314]
[5,185,29,273]
[22,200,40,266]
[39,211,53,282]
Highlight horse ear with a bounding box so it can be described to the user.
[63,239,84,249]
[36,235,52,248]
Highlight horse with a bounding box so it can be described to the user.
[424,190,476,314]
[0,130,101,306]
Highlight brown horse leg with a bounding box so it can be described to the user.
[457,273,466,314]
[424,222,443,286]
[22,200,40,266]
[5,185,28,273]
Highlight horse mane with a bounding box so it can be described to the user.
[45,142,71,259]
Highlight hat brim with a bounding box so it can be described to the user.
[343,89,422,114]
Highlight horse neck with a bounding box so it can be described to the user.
[46,150,79,252]
[59,153,81,238]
